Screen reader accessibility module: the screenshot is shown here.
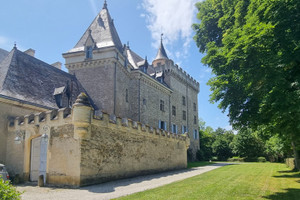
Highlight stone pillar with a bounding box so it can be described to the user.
[72,93,93,139]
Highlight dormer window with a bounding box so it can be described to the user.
[143,67,147,73]
[86,46,93,59]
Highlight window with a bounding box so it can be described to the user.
[86,46,93,59]
[143,67,147,73]
[182,96,186,106]
[160,100,165,111]
[182,110,186,120]
[125,89,128,103]
[172,106,176,116]
[193,103,196,111]
[172,124,178,134]
[159,120,167,130]
[182,125,187,134]
[194,129,198,139]
[194,116,197,124]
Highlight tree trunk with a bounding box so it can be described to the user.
[291,141,300,171]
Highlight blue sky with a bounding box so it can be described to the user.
[0,0,231,130]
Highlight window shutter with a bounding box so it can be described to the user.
[159,120,161,129]
[164,122,167,130]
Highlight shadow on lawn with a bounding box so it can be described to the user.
[263,188,300,200]
[278,170,298,173]
[273,169,300,179]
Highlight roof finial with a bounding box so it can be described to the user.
[161,33,163,43]
[103,0,107,9]
[14,42,17,49]
[127,41,130,48]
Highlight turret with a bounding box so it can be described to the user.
[152,34,170,67]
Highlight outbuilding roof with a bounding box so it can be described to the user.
[0,47,95,109]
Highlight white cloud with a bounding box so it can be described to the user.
[141,0,198,58]
[89,0,98,16]
[0,35,15,50]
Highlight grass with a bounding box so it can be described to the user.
[115,163,300,200]
[187,161,216,168]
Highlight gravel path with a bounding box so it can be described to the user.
[17,163,228,200]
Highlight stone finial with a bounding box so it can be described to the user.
[73,93,91,107]
[103,0,107,9]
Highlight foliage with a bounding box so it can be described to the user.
[198,125,215,161]
[212,130,234,160]
[265,135,286,162]
[116,163,300,200]
[187,148,194,162]
[193,0,300,168]
[257,157,267,162]
[0,179,22,200]
[231,128,265,160]
[227,156,244,162]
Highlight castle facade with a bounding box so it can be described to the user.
[0,1,199,186]
[63,2,200,154]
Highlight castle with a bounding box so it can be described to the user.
[0,1,199,186]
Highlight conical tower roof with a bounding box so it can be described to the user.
[68,1,123,53]
[154,36,168,60]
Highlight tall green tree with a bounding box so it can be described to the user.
[231,129,265,160]
[212,130,234,160]
[193,0,300,169]
[198,125,215,161]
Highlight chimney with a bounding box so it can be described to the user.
[24,48,35,57]
[51,62,62,70]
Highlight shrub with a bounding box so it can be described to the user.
[257,157,267,163]
[211,156,218,161]
[187,148,194,162]
[0,179,22,200]
[227,157,245,162]
[196,150,205,161]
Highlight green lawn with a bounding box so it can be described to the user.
[187,161,216,168]
[115,163,300,200]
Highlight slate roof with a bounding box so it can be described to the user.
[0,48,9,63]
[0,47,95,109]
[154,39,168,60]
[68,3,123,53]
[124,46,144,69]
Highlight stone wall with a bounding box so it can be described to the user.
[80,113,188,186]
[68,59,116,113]
[6,95,189,187]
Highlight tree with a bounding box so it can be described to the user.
[212,130,234,160]
[193,0,300,169]
[231,129,265,160]
[198,126,215,161]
